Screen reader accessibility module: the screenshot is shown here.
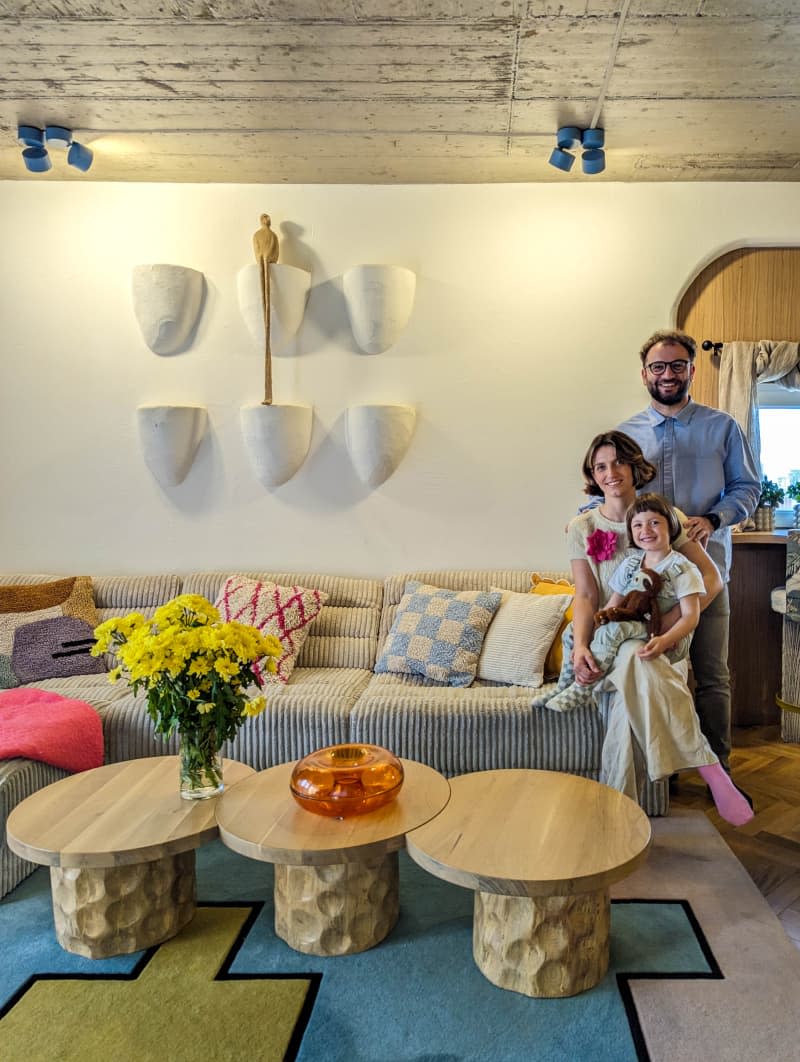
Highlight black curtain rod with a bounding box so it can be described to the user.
[701,339,723,356]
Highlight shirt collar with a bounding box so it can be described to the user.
[646,396,696,427]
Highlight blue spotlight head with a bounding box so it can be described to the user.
[582,127,605,150]
[22,147,52,173]
[17,124,44,148]
[44,125,72,149]
[548,146,575,172]
[67,140,93,172]
[556,126,582,151]
[582,148,606,175]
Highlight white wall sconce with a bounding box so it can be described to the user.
[137,405,208,487]
[131,264,206,355]
[237,263,311,354]
[345,404,416,488]
[17,124,93,173]
[240,403,313,488]
[343,265,416,355]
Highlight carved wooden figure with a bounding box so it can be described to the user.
[253,213,280,405]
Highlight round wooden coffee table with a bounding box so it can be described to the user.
[215,758,450,956]
[5,755,254,959]
[406,769,651,998]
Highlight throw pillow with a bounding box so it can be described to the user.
[215,576,328,684]
[477,587,573,688]
[0,576,101,689]
[375,580,502,687]
[529,574,576,679]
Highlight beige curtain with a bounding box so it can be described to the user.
[717,341,800,474]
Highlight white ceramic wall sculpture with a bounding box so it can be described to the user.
[240,403,313,487]
[345,404,416,488]
[343,264,416,354]
[237,263,311,354]
[137,405,208,487]
[131,264,205,355]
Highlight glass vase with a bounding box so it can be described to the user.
[179,728,223,800]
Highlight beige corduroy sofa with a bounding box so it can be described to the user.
[0,569,668,899]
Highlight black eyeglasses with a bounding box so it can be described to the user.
[645,359,690,376]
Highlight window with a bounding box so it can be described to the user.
[756,397,800,524]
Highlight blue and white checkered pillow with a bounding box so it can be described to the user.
[375,580,503,687]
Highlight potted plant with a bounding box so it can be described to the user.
[754,476,785,531]
[787,481,800,528]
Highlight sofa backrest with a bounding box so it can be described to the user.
[181,571,384,670]
[379,568,571,644]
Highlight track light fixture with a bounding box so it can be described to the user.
[547,126,605,176]
[17,123,93,173]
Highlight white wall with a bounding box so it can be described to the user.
[1,181,798,578]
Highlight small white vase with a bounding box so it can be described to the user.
[131,264,205,355]
[240,403,313,487]
[343,264,416,354]
[237,263,311,353]
[137,405,207,487]
[345,404,416,487]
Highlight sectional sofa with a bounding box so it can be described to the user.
[0,568,668,899]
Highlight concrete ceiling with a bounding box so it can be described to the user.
[2,0,799,184]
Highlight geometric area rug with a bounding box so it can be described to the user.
[0,810,798,1062]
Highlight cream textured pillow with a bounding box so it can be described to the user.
[476,587,572,688]
[215,576,328,684]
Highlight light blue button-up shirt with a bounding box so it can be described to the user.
[618,399,761,581]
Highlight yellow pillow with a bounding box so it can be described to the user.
[529,574,575,679]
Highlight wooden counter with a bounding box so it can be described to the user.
[729,533,788,726]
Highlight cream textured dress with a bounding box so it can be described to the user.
[566,508,717,800]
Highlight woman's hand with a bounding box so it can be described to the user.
[573,645,602,684]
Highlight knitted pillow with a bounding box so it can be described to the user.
[529,574,576,679]
[375,580,502,687]
[477,587,572,688]
[215,576,328,684]
[0,577,102,689]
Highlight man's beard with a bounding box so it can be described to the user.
[646,378,690,406]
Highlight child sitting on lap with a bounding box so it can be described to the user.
[537,493,702,713]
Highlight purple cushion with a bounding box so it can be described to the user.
[11,616,105,683]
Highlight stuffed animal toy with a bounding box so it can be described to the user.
[593,566,664,639]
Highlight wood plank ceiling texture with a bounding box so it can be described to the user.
[1,1,799,184]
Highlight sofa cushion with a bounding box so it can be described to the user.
[375,581,502,687]
[215,575,328,683]
[0,577,101,689]
[529,573,576,678]
[0,688,104,772]
[183,572,383,670]
[476,588,572,687]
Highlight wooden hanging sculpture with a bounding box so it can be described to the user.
[252,213,280,405]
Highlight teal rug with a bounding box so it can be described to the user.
[0,841,721,1062]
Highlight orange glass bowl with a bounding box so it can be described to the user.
[289,743,405,817]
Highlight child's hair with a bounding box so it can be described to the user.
[626,492,682,547]
[581,430,657,497]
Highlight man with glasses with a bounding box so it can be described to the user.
[618,329,760,782]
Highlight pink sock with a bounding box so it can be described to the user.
[697,763,754,827]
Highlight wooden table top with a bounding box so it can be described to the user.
[215,759,451,866]
[406,769,651,898]
[6,756,255,869]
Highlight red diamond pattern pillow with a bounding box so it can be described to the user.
[216,576,328,684]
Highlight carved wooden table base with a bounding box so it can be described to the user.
[274,851,400,955]
[473,887,610,998]
[50,850,197,959]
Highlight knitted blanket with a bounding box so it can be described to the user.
[0,688,104,772]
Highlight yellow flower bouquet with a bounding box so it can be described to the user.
[92,594,282,798]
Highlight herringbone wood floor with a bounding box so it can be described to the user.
[669,725,800,950]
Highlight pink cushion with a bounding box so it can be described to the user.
[0,687,104,773]
[216,577,328,684]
